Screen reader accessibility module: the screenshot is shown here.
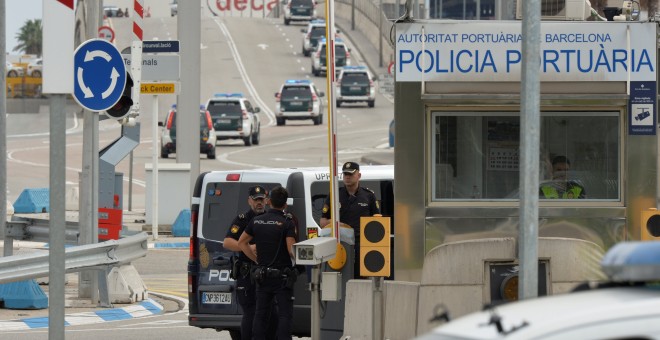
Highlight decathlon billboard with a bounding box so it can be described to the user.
[395,22,656,82]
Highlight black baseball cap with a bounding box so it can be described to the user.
[342,162,360,174]
[249,185,267,199]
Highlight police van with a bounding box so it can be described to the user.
[187,165,394,338]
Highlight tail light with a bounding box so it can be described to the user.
[275,93,281,102]
[306,32,311,39]
[312,93,318,101]
[166,111,175,129]
[369,80,374,87]
[316,51,321,58]
[241,109,249,119]
[346,50,351,59]
[204,111,213,130]
[287,2,291,8]
[189,208,199,262]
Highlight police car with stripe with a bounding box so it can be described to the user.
[187,166,394,339]
[274,79,325,126]
[335,66,377,108]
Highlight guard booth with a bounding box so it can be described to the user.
[392,20,658,321]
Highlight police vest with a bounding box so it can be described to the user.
[541,185,582,199]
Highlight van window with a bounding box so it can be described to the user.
[207,101,242,117]
[309,180,395,225]
[201,182,281,241]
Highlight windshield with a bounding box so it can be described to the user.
[310,27,325,37]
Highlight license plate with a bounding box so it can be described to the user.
[290,101,302,106]
[350,86,361,91]
[217,119,231,124]
[202,292,232,304]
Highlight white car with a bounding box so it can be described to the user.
[283,0,316,25]
[274,79,325,126]
[159,105,217,159]
[301,19,333,57]
[170,0,177,16]
[27,58,42,77]
[205,93,261,146]
[417,241,660,340]
[5,61,23,77]
[335,65,376,108]
[311,38,350,77]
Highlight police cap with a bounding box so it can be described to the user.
[342,162,360,174]
[249,185,267,199]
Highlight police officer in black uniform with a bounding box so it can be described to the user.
[223,185,276,340]
[238,186,297,340]
[320,161,380,279]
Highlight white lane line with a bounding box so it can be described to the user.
[7,111,81,138]
[213,19,276,125]
[218,127,387,168]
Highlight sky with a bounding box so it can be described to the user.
[5,0,42,54]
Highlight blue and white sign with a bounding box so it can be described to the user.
[395,22,656,82]
[629,81,656,136]
[73,39,126,111]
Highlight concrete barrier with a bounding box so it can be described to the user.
[171,209,191,237]
[0,279,48,309]
[108,265,148,304]
[342,280,420,340]
[416,237,605,335]
[13,188,49,213]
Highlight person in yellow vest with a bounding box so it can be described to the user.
[540,156,586,199]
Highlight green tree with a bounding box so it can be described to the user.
[13,19,42,56]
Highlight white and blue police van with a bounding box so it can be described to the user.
[187,165,394,339]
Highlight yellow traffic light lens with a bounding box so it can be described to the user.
[500,275,519,302]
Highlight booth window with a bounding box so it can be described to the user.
[432,111,620,201]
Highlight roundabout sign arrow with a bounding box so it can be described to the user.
[73,39,126,112]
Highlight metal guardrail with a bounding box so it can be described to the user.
[0,232,148,284]
[6,217,80,245]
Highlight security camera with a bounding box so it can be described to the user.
[293,237,337,265]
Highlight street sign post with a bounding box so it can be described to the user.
[73,39,127,112]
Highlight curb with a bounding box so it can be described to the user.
[0,298,163,331]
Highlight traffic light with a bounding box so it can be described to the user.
[641,208,660,240]
[105,72,133,120]
[360,216,391,277]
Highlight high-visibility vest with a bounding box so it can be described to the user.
[541,185,583,199]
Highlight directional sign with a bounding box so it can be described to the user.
[73,39,126,112]
[98,25,115,43]
[121,54,180,81]
[140,82,178,94]
[143,40,179,53]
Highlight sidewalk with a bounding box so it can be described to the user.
[0,209,185,330]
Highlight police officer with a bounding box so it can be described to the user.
[223,185,276,340]
[319,161,380,278]
[238,186,297,340]
[540,156,586,199]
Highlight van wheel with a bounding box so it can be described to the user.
[243,135,252,146]
[160,149,168,158]
[284,18,290,25]
[336,100,341,108]
[228,329,241,340]
[207,147,216,159]
[276,117,285,126]
[7,70,18,78]
[368,100,375,108]
[313,115,321,125]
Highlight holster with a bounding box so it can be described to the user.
[283,267,297,289]
[251,266,265,283]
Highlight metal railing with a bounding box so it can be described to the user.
[6,216,80,247]
[0,232,148,284]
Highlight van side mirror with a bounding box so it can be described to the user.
[254,107,261,113]
[318,91,325,97]
[158,121,164,127]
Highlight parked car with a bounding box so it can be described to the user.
[159,105,217,159]
[5,61,23,77]
[27,58,42,77]
[335,65,376,108]
[417,241,660,339]
[205,93,261,146]
[274,79,325,126]
[103,5,121,17]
